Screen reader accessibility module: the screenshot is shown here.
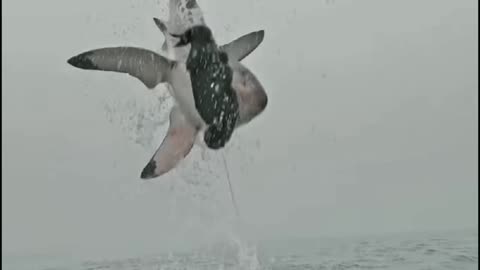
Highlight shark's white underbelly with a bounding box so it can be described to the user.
[168,64,205,129]
[161,6,210,147]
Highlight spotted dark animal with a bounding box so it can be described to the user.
[172,26,239,149]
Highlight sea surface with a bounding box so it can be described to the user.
[3,229,477,270]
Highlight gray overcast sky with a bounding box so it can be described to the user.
[2,0,478,259]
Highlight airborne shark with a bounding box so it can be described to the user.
[68,0,268,179]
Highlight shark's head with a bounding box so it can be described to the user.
[231,63,268,126]
[171,25,214,47]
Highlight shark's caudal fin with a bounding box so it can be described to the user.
[140,105,197,179]
[156,0,205,60]
[67,47,174,89]
[169,0,205,28]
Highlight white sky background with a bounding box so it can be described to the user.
[2,0,478,259]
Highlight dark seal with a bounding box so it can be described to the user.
[172,26,239,149]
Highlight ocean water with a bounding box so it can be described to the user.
[3,229,477,270]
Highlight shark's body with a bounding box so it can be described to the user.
[68,0,268,179]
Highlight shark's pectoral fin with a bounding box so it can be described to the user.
[67,47,174,89]
[140,106,197,179]
[220,30,265,62]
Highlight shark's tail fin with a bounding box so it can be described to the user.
[169,0,205,29]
